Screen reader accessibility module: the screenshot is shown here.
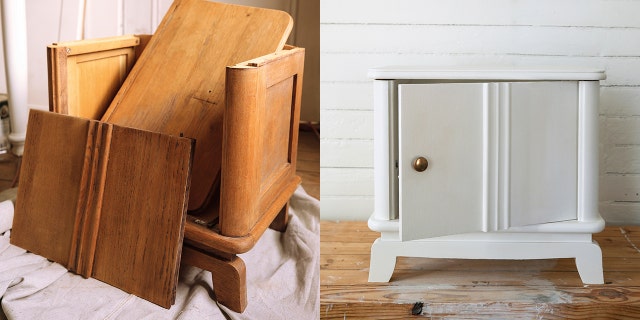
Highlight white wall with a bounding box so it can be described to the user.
[320,0,640,223]
[0,0,318,129]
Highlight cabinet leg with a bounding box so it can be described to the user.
[574,241,604,284]
[269,203,289,232]
[368,238,397,282]
[210,255,248,312]
[181,246,248,312]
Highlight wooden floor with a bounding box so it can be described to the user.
[321,221,640,319]
[296,127,319,200]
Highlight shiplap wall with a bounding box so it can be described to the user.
[320,0,640,223]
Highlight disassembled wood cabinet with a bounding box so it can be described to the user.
[11,0,304,313]
[368,66,606,285]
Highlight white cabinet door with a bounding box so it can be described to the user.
[398,83,486,241]
[508,81,578,227]
[397,81,580,241]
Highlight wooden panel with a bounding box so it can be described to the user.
[12,111,90,266]
[71,50,132,119]
[47,35,142,119]
[12,110,193,308]
[321,221,640,319]
[101,0,293,212]
[219,47,304,237]
[91,123,193,308]
[260,77,294,191]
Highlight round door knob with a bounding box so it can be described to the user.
[412,157,429,172]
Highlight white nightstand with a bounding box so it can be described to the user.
[368,66,606,284]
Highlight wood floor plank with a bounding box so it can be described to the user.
[321,221,640,319]
[296,130,319,200]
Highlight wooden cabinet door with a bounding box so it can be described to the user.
[398,83,486,241]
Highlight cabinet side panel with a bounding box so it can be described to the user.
[577,81,601,222]
[398,83,485,240]
[509,82,578,227]
[373,80,396,220]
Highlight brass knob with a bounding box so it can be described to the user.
[412,157,429,172]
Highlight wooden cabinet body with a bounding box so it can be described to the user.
[368,67,605,284]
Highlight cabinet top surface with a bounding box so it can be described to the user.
[368,66,606,81]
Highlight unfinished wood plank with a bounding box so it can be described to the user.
[12,111,91,266]
[12,110,194,308]
[102,0,293,212]
[90,122,193,308]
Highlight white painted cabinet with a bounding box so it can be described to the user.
[368,67,606,284]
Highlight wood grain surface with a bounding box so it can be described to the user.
[12,110,194,308]
[47,35,142,119]
[101,0,293,212]
[321,221,640,319]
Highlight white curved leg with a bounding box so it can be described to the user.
[575,241,604,284]
[368,238,397,282]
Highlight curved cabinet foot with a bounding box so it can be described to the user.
[368,238,397,282]
[575,241,604,284]
[181,246,248,312]
[211,256,247,312]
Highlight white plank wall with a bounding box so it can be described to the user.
[320,0,640,223]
